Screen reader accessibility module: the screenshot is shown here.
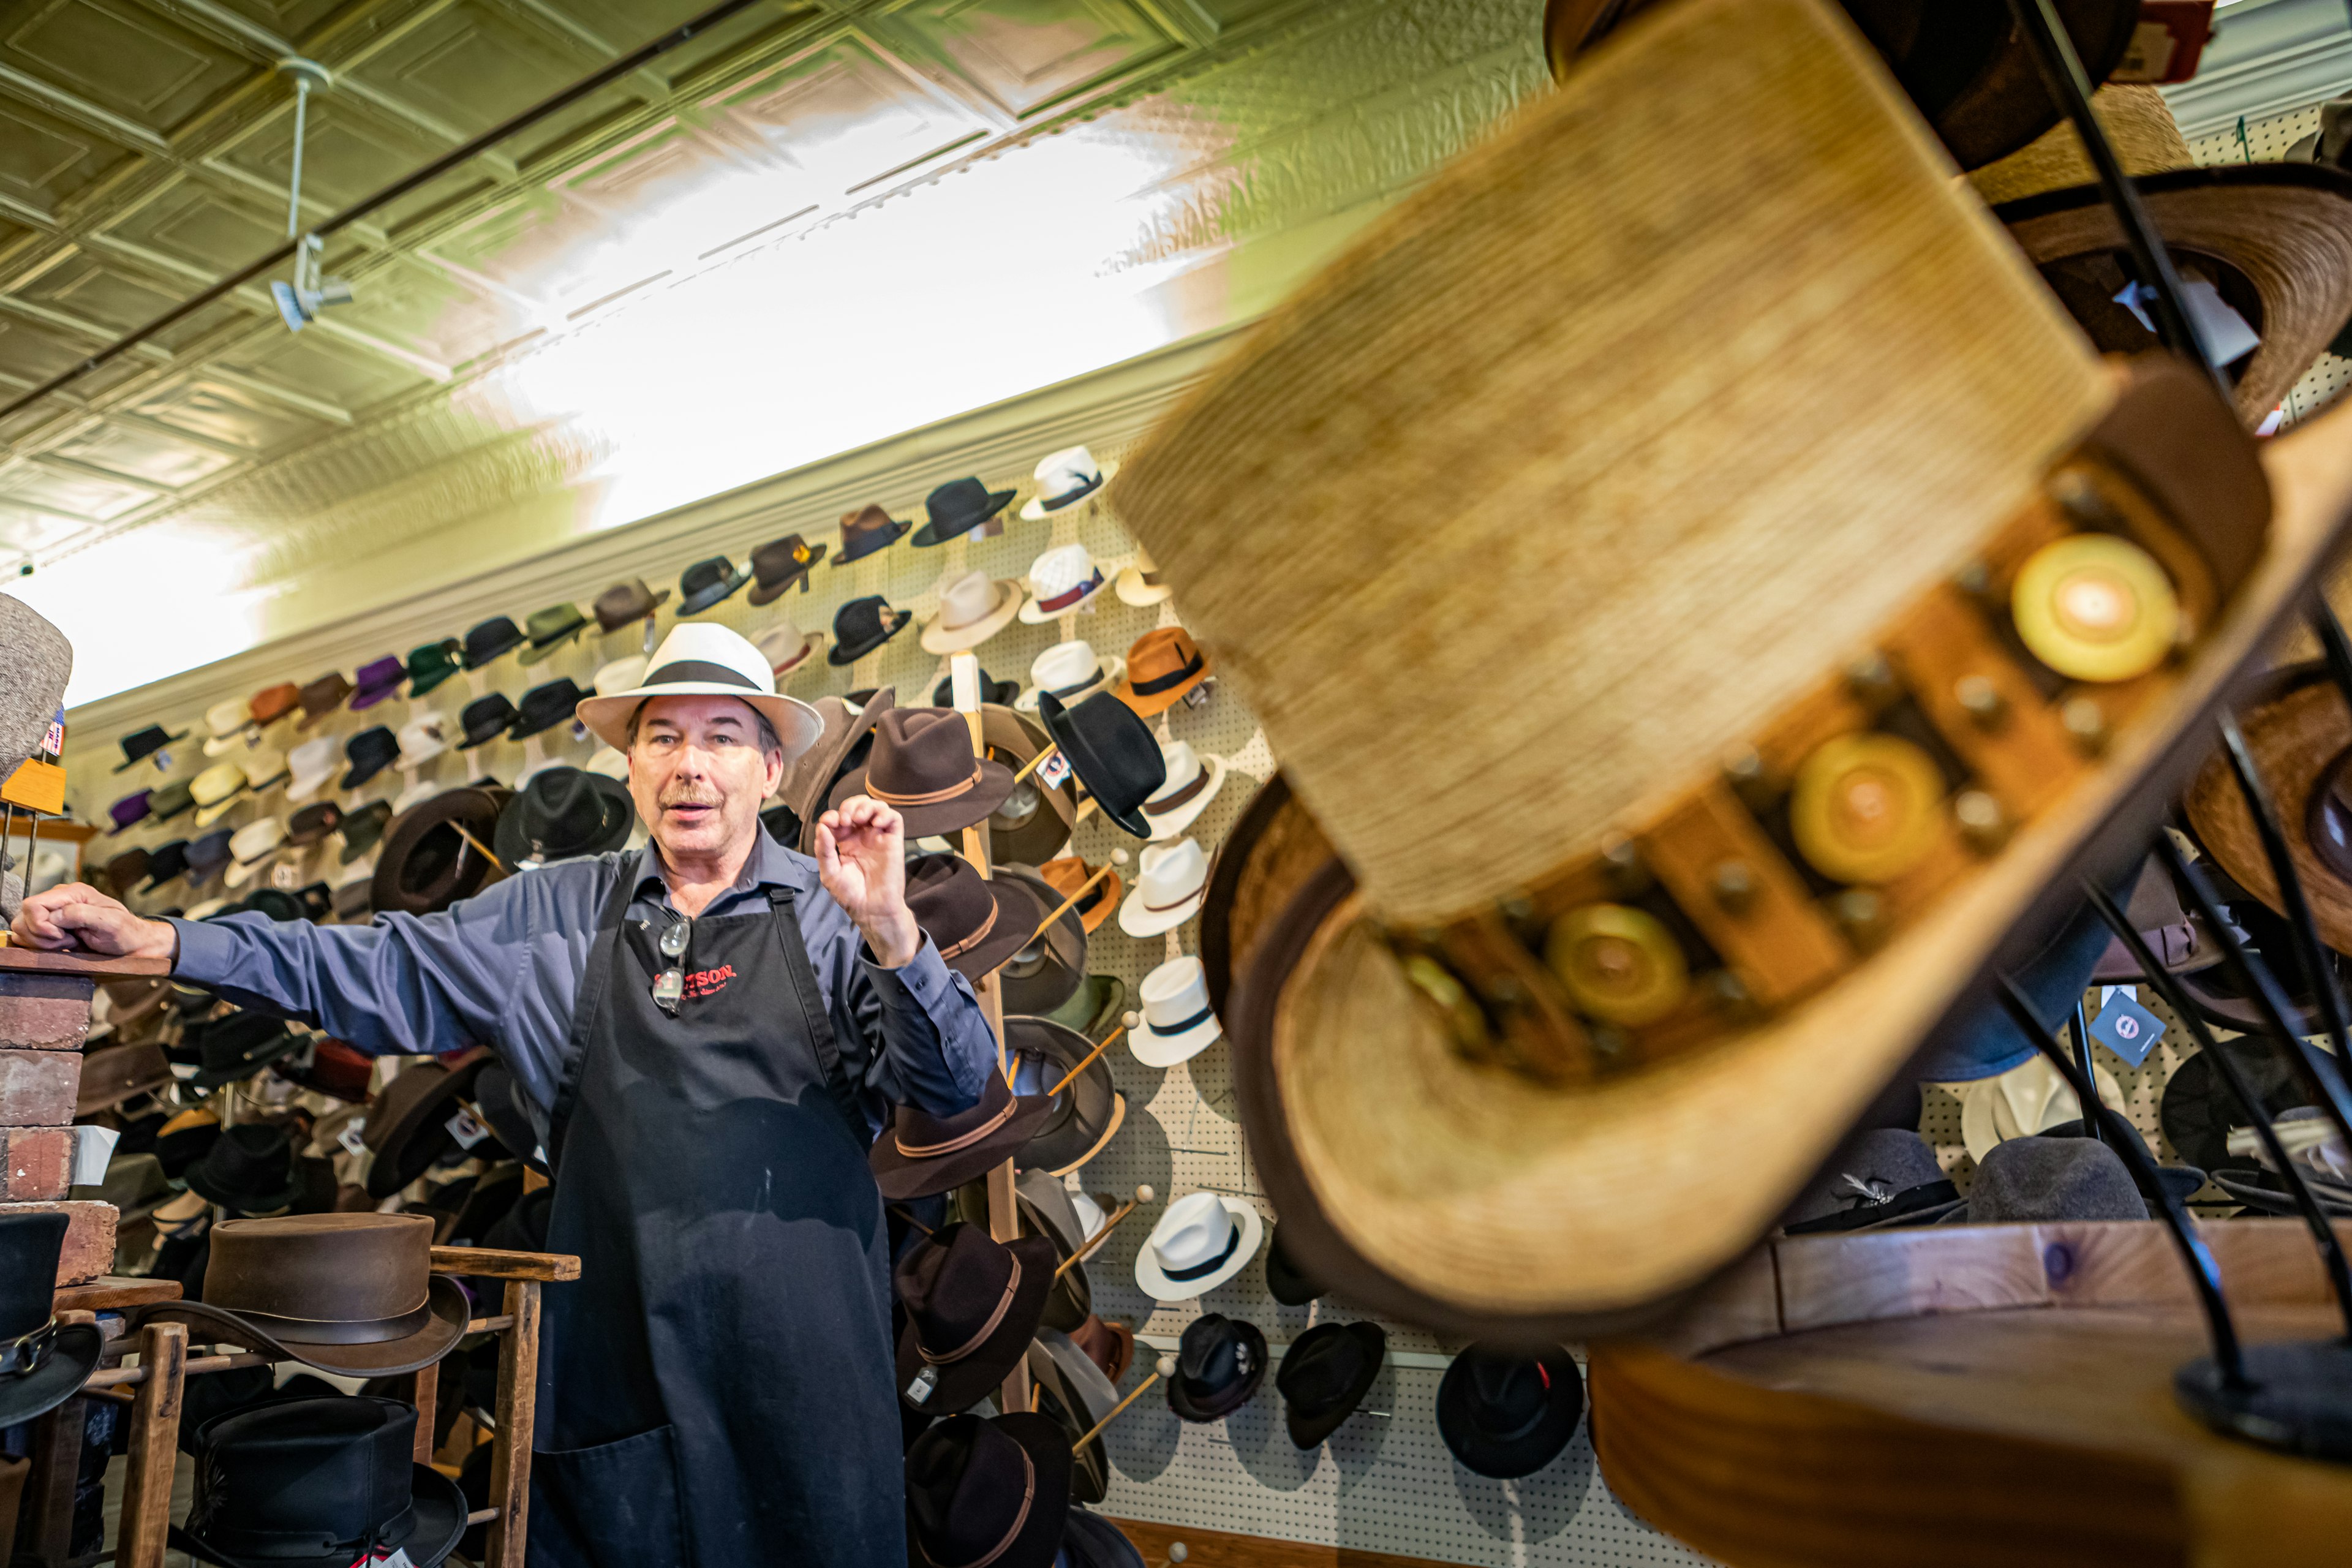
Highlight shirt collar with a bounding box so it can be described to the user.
[630,830,816,905]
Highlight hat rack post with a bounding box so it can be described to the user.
[948,650,1030,1417]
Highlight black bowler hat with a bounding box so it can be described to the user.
[1436,1343,1583,1479]
[1166,1313,1267,1422]
[1037,690,1164,838]
[461,616,525,669]
[905,1413,1072,1568]
[115,722,187,772]
[189,1011,307,1090]
[895,1222,1058,1414]
[870,1070,1054,1201]
[494,767,632,868]
[458,694,519,750]
[338,799,393,864]
[1264,1223,1325,1306]
[341,726,399,790]
[677,554,751,616]
[506,677,586,742]
[171,1396,467,1568]
[915,476,1018,547]
[141,838,191,891]
[1276,1320,1385,1448]
[0,1213,104,1427]
[829,594,910,665]
[186,1122,303,1215]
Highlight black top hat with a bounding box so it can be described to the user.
[1276,1321,1385,1448]
[935,668,1019,709]
[895,1221,1058,1414]
[461,616,525,669]
[677,554,751,616]
[907,1414,1072,1568]
[363,1058,490,1199]
[990,866,1084,1016]
[916,477,1018,547]
[0,1213,105,1428]
[829,595,910,665]
[189,1012,307,1090]
[1264,1223,1325,1306]
[339,799,393,864]
[456,694,519,750]
[1436,1344,1583,1479]
[341,726,399,790]
[372,788,511,918]
[151,779,196,822]
[140,839,191,891]
[115,722,186,772]
[1037,691,1164,837]
[1166,1313,1267,1422]
[1005,1017,1118,1175]
[506,678,586,742]
[747,533,828,605]
[494,767,632,868]
[870,1072,1054,1200]
[172,1396,467,1568]
[187,1122,303,1214]
[405,639,464,697]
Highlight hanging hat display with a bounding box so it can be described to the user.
[363,1058,491,1198]
[341,726,399,788]
[221,818,287,890]
[1118,839,1208,938]
[1036,691,1163,839]
[1020,543,1111,623]
[1165,1313,1267,1422]
[457,695,520,750]
[1036,855,1120,934]
[1020,445,1115,520]
[107,790,151,834]
[394,714,450,771]
[517,603,590,664]
[828,594,911,665]
[295,672,355,727]
[921,569,1025,655]
[1135,1191,1261,1300]
[189,761,249,829]
[1276,1321,1387,1449]
[186,1122,304,1213]
[407,639,466,696]
[1025,1329,1118,1504]
[350,654,407,709]
[747,533,828,603]
[914,478,1015,548]
[1128,956,1222,1068]
[753,619,823,679]
[1015,640,1126,715]
[1137,739,1228,839]
[837,502,914,562]
[902,853,1046,979]
[677,555,752,617]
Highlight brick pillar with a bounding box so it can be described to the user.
[0,960,120,1286]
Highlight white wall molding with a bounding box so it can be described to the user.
[2164,0,2352,140]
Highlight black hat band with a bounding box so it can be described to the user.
[1046,667,1109,701]
[1164,1219,1240,1281]
[645,659,759,691]
[1128,651,1205,698]
[1145,1003,1214,1039]
[0,1319,58,1377]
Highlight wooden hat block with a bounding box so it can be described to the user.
[1589,1219,2352,1566]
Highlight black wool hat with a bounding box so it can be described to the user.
[1166,1313,1267,1423]
[1276,1319,1387,1448]
[458,694,521,750]
[493,767,631,868]
[1264,1223,1326,1306]
[461,616,525,669]
[1436,1344,1583,1479]
[830,594,911,665]
[870,1071,1054,1200]
[338,799,394,864]
[895,1222,1058,1415]
[507,678,586,742]
[1036,690,1164,838]
[340,726,399,790]
[905,1414,1072,1568]
[188,1011,307,1090]
[186,1122,303,1215]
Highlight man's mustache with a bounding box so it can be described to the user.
[660,790,722,809]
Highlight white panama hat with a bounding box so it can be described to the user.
[284,737,338,803]
[574,622,821,759]
[200,698,251,756]
[1139,741,1227,840]
[393,715,448,772]
[1019,445,1118,521]
[1014,640,1125,715]
[1134,1190,1261,1300]
[1129,956,1223,1068]
[1019,543,1112,624]
[1118,837,1208,938]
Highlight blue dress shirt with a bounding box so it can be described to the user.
[167,832,995,1146]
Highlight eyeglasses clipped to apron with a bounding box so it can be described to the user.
[653,916,690,1015]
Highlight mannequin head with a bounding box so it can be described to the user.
[625,695,786,873]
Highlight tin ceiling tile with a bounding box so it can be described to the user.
[98,178,284,274]
[352,1,589,138]
[214,97,448,209]
[0,461,154,519]
[327,252,535,368]
[0,503,88,553]
[126,376,336,451]
[215,331,427,413]
[51,420,239,486]
[704,31,987,192]
[0,97,135,213]
[14,254,187,336]
[886,0,1172,116]
[1,0,248,130]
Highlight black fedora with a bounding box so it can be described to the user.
[372,787,510,917]
[507,677,586,742]
[457,693,519,750]
[870,1070,1055,1200]
[905,1413,1072,1568]
[829,594,910,665]
[141,838,191,891]
[1276,1321,1385,1448]
[187,1122,303,1215]
[895,1221,1058,1415]
[189,1011,308,1090]
[461,616,525,669]
[747,533,827,604]
[1036,691,1164,838]
[0,1213,104,1427]
[1060,1510,1146,1568]
[914,476,1017,547]
[677,554,751,616]
[1264,1223,1326,1306]
[934,668,1018,708]
[171,1395,467,1568]
[115,722,187,772]
[991,865,1084,1015]
[1166,1313,1267,1422]
[1006,1016,1121,1175]
[337,726,397,791]
[1436,1344,1583,1478]
[338,799,393,864]
[494,767,631,868]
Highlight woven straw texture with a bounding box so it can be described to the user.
[1114,0,2105,925]
[1968,85,2193,206]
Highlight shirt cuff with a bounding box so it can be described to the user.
[862,934,959,1020]
[164,916,232,982]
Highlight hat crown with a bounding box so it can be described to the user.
[288,736,334,773]
[938,570,1000,625]
[525,604,582,638]
[594,655,648,696]
[905,851,991,940]
[639,622,779,700]
[905,1415,1033,1564]
[208,1212,435,1330]
[834,594,896,644]
[1150,1191,1235,1272]
[1137,839,1206,899]
[518,677,584,720]
[192,761,243,801]
[1034,445,1101,497]
[1152,740,1202,796]
[1175,1313,1252,1390]
[843,502,897,535]
[228,819,282,859]
[1970,1134,2144,1222]
[1460,1349,1551,1439]
[895,1221,1019,1351]
[188,1395,418,1555]
[459,695,516,730]
[0,1212,67,1336]
[1131,627,1202,678]
[346,726,397,760]
[513,767,617,856]
[354,655,404,688]
[1028,544,1098,597]
[1030,640,1104,690]
[752,534,815,579]
[870,710,979,796]
[204,699,246,736]
[680,556,736,594]
[1140,957,1208,1025]
[925,479,994,523]
[200,1120,292,1192]
[1276,1324,1371,1409]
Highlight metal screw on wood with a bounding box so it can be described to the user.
[1844,653,1898,707]
[2062,696,2109,754]
[1709,860,1756,914]
[1953,790,2011,854]
[1954,675,2007,728]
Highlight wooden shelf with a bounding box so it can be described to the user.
[0,946,172,979]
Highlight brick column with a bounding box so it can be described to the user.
[0,950,166,1286]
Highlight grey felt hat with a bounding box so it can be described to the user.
[0,594,69,783]
[1782,1128,1964,1234]
[1962,1134,2147,1224]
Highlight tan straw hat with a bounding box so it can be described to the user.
[1110,0,2352,1335]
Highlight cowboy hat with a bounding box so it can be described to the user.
[922,570,1025,655]
[364,1058,489,1198]
[575,622,820,759]
[1112,0,2352,1335]
[1020,446,1118,521]
[2185,663,2352,955]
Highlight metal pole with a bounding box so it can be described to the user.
[286,76,309,243]
[2215,712,2352,1062]
[2070,997,2105,1144]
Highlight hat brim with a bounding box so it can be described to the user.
[1016,658,1127,715]
[1129,1014,1221,1069]
[0,1324,102,1428]
[135,1276,469,1379]
[747,549,829,606]
[870,1095,1058,1200]
[516,624,588,666]
[372,790,508,918]
[837,519,916,560]
[1435,1348,1583,1479]
[596,589,671,632]
[1166,1320,1269,1421]
[1019,578,1114,625]
[827,612,913,666]
[1118,876,1204,938]
[1281,1322,1386,1449]
[1020,466,1115,522]
[911,498,1012,548]
[171,1460,467,1568]
[221,851,281,892]
[921,581,1027,654]
[676,571,752,617]
[575,683,821,760]
[367,1058,491,1198]
[983,1412,1077,1568]
[193,790,248,829]
[896,1234,1060,1414]
[1134,1196,1262,1301]
[115,731,189,772]
[831,755,1018,839]
[2185,664,2352,956]
[1037,692,1156,838]
[1140,755,1227,841]
[1115,566,1172,608]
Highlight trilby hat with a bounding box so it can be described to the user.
[921,569,1025,655]
[1113,0,2352,1336]
[1020,543,1112,624]
[575,622,821,758]
[1020,445,1117,520]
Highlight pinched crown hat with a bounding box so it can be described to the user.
[1111,0,2352,1334]
[831,709,1017,837]
[1020,543,1110,624]
[1021,445,1115,520]
[575,622,820,758]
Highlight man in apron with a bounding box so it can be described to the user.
[17,623,1000,1567]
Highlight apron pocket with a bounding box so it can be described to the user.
[530,1423,689,1568]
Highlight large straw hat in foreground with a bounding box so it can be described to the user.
[1112,0,2352,1335]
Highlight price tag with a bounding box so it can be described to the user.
[40,711,63,761]
[338,1117,368,1158]
[446,1107,490,1150]
[2090,989,2166,1068]
[1036,750,1073,791]
[1180,681,1214,710]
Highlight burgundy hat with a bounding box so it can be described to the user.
[831,709,1016,837]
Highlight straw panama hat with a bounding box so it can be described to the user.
[1111,0,2352,1335]
[1129,956,1223,1069]
[575,623,821,759]
[921,570,1025,655]
[1020,545,1112,624]
[1134,1191,1261,1300]
[1118,839,1207,938]
[1020,446,1118,521]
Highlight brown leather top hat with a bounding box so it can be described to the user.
[372,788,510,918]
[832,708,1017,837]
[870,1071,1055,1200]
[135,1213,467,1378]
[77,1041,173,1117]
[747,532,827,605]
[364,1057,490,1199]
[594,577,669,632]
[249,682,301,728]
[1039,854,1122,934]
[895,1221,1059,1415]
[1115,627,1212,718]
[296,672,355,728]
[905,853,1047,982]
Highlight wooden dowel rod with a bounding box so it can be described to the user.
[889,1204,935,1236]
[468,1508,500,1525]
[1011,743,1060,786]
[1047,1029,1123,1099]
[467,1316,517,1333]
[1054,1194,1145,1280]
[85,1349,273,1389]
[1030,862,1115,940]
[453,823,508,875]
[1073,1371,1161,1450]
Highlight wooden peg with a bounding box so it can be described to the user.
[1054,1185,1152,1279]
[1072,1355,1178,1450]
[1011,743,1061,786]
[1046,1028,1123,1098]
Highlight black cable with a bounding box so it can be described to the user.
[2217,711,2352,1062]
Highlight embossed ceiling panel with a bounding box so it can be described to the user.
[0,458,156,518]
[205,0,347,39]
[13,253,190,336]
[97,179,288,273]
[0,97,135,214]
[704,31,986,192]
[0,502,83,550]
[216,328,428,412]
[48,418,238,485]
[326,251,532,366]
[127,375,337,450]
[216,92,451,208]
[884,0,1174,116]
[352,0,592,136]
[0,0,247,129]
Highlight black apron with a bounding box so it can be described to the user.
[528,875,903,1568]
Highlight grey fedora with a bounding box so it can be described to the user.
[1782,1129,1964,1234]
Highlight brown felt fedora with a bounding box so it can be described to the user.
[1111,0,2352,1335]
[905,853,1049,982]
[832,709,1016,837]
[131,1213,466,1377]
[870,1070,1055,1200]
[780,688,892,853]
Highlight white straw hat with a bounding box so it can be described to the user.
[1115,546,1172,607]
[201,698,250,756]
[1020,544,1112,624]
[1014,640,1125,714]
[1129,956,1223,1068]
[1020,445,1117,520]
[592,656,648,698]
[241,745,289,793]
[222,818,286,890]
[191,761,249,829]
[1118,838,1208,937]
[1140,741,1227,840]
[753,620,824,679]
[284,737,339,803]
[1134,1190,1261,1300]
[920,570,1023,654]
[394,715,448,771]
[574,623,821,758]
